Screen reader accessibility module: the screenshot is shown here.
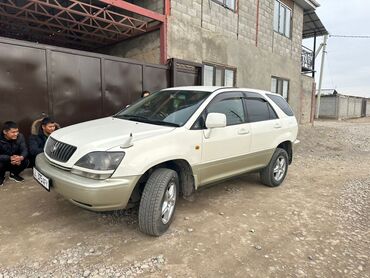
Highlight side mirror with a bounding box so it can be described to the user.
[205,113,227,129]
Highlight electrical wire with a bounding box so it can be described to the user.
[329,35,370,39]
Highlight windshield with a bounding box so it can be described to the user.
[114,90,212,126]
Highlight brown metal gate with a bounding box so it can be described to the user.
[0,37,169,137]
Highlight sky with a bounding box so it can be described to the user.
[305,0,370,98]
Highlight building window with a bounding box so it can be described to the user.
[204,65,214,86]
[203,64,236,87]
[274,0,292,38]
[224,69,235,87]
[212,0,236,11]
[271,77,289,100]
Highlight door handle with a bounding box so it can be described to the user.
[274,123,282,129]
[238,128,250,135]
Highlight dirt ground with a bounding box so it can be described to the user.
[0,118,369,278]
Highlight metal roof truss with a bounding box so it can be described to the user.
[0,0,162,50]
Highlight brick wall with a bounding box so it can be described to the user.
[257,0,274,52]
[132,0,163,13]
[300,75,315,123]
[169,0,302,59]
[99,31,161,65]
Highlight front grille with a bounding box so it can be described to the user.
[45,137,77,163]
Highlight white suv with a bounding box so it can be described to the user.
[34,86,299,236]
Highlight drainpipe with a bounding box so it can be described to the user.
[312,33,316,78]
[315,34,328,119]
[255,0,260,47]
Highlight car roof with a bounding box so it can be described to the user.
[161,86,223,92]
[161,86,280,97]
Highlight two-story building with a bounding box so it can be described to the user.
[101,0,327,123]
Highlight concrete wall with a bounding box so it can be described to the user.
[338,97,348,119]
[300,75,314,123]
[132,0,163,13]
[318,96,337,119]
[168,0,306,120]
[321,95,365,119]
[345,97,362,118]
[99,31,160,64]
[98,0,162,64]
[353,98,363,117]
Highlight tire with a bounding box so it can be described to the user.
[260,148,289,187]
[138,168,179,236]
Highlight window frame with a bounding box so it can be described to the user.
[212,0,237,12]
[273,0,292,39]
[271,76,290,101]
[203,63,237,87]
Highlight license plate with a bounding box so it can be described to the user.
[33,167,51,191]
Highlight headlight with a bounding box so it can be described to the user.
[74,152,124,171]
[71,152,125,180]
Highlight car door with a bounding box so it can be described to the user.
[244,95,282,168]
[196,92,252,186]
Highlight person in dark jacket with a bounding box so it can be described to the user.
[0,121,29,186]
[29,117,57,167]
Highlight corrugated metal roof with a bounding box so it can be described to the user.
[294,0,320,11]
[303,11,329,39]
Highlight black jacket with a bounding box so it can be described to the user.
[0,133,28,162]
[29,132,48,157]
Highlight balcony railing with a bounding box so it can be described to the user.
[301,46,314,74]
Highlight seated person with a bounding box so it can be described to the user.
[29,117,58,167]
[0,121,29,186]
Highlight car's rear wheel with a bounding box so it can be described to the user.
[138,168,179,236]
[260,148,288,187]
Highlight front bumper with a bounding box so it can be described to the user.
[35,154,141,211]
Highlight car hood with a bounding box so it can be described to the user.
[50,117,176,151]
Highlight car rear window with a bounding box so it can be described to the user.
[267,94,294,116]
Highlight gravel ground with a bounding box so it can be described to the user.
[0,118,369,277]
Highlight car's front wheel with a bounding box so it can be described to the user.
[138,168,179,236]
[260,148,289,187]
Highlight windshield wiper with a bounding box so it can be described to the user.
[148,120,180,127]
[115,114,180,127]
[115,114,149,122]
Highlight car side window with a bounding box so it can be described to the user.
[207,96,245,126]
[245,98,278,122]
[266,93,295,116]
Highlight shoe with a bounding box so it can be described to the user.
[0,177,4,187]
[9,173,24,183]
